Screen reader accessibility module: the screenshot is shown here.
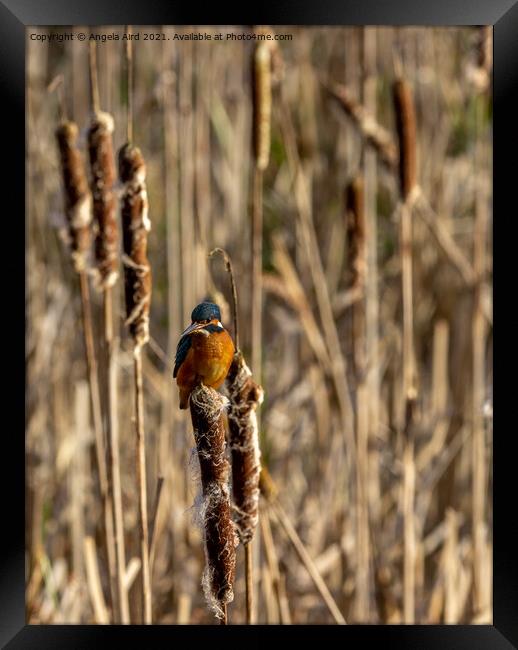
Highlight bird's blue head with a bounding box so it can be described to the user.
[191,302,221,323]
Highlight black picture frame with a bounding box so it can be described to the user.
[4,0,512,647]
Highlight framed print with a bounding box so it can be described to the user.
[1,0,513,647]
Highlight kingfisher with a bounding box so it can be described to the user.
[173,301,235,409]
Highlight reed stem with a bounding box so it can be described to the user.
[104,288,130,623]
[78,272,117,619]
[260,507,291,623]
[221,604,228,625]
[393,76,418,623]
[251,168,263,379]
[126,26,133,143]
[134,348,152,623]
[244,542,254,624]
[270,500,346,624]
[209,248,240,351]
[88,41,100,115]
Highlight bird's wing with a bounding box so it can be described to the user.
[173,334,192,378]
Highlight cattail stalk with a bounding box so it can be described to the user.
[119,30,153,623]
[393,75,418,623]
[133,347,152,624]
[345,175,370,621]
[119,144,151,624]
[55,111,117,620]
[393,75,418,401]
[251,43,272,621]
[210,247,263,624]
[251,40,273,380]
[88,40,129,624]
[251,167,263,382]
[189,385,238,622]
[402,396,417,623]
[119,145,152,350]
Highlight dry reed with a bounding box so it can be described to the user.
[84,536,109,624]
[346,172,370,620]
[345,176,367,295]
[326,79,398,170]
[260,469,346,624]
[260,507,291,624]
[279,89,357,462]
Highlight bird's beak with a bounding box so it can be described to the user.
[180,321,206,337]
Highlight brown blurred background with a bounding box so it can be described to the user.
[26,26,492,624]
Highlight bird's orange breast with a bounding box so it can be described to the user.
[175,328,235,408]
[190,328,235,386]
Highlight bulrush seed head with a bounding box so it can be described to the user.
[226,352,263,545]
[253,42,273,171]
[88,111,118,288]
[189,384,238,618]
[119,143,152,350]
[392,79,417,201]
[55,120,92,272]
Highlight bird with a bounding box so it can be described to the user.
[173,301,235,409]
